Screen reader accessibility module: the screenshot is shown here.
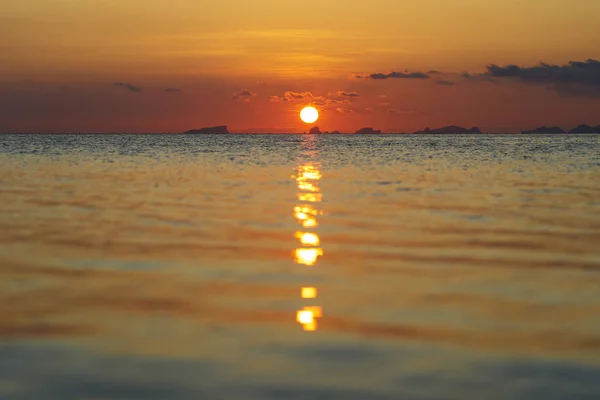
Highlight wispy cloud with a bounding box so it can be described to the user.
[335,90,361,97]
[112,82,141,92]
[351,71,430,80]
[164,88,182,93]
[269,91,313,103]
[232,89,257,102]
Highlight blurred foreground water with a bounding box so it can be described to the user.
[1,134,599,399]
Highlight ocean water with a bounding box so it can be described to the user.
[0,133,599,399]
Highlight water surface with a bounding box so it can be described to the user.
[1,134,599,399]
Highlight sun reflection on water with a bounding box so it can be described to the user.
[293,140,324,332]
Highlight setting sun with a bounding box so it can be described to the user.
[300,107,319,124]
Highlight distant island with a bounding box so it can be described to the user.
[522,126,565,134]
[413,126,481,134]
[569,124,600,133]
[521,124,600,134]
[184,126,229,134]
[180,123,600,135]
[354,127,382,134]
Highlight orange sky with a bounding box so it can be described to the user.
[1,0,600,132]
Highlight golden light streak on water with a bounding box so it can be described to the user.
[295,232,320,246]
[297,193,323,202]
[297,309,314,324]
[294,248,323,266]
[294,153,324,331]
[301,287,317,298]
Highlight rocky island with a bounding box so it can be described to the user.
[522,126,565,134]
[184,125,229,134]
[413,126,481,134]
[568,124,600,134]
[354,127,382,134]
[308,127,323,134]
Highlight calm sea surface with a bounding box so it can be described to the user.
[1,134,600,399]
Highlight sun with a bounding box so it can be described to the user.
[300,106,319,124]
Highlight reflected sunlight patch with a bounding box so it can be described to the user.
[296,306,322,331]
[295,232,320,246]
[294,205,321,227]
[297,193,323,202]
[297,181,319,192]
[294,248,323,266]
[302,218,318,228]
[301,287,317,299]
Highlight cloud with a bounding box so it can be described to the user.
[436,79,454,86]
[285,91,313,100]
[335,90,361,97]
[351,71,430,80]
[269,91,354,108]
[164,88,182,93]
[112,82,141,92]
[269,91,314,103]
[312,96,353,107]
[232,89,257,102]
[466,59,600,96]
[268,95,289,103]
[336,108,355,114]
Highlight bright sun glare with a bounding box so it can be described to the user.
[300,106,319,124]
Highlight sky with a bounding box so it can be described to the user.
[1,0,600,133]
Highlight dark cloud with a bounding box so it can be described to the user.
[164,88,182,93]
[232,89,257,102]
[485,60,599,85]
[428,70,441,74]
[461,71,497,83]
[466,59,600,96]
[352,71,430,80]
[336,90,361,97]
[436,79,454,86]
[112,82,141,92]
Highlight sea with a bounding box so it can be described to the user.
[1,133,599,399]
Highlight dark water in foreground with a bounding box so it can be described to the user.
[1,134,599,399]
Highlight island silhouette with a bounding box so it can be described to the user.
[184,126,230,134]
[182,124,600,134]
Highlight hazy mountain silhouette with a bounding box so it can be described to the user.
[354,127,382,134]
[184,126,229,134]
[522,126,565,134]
[569,124,600,133]
[413,126,481,134]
